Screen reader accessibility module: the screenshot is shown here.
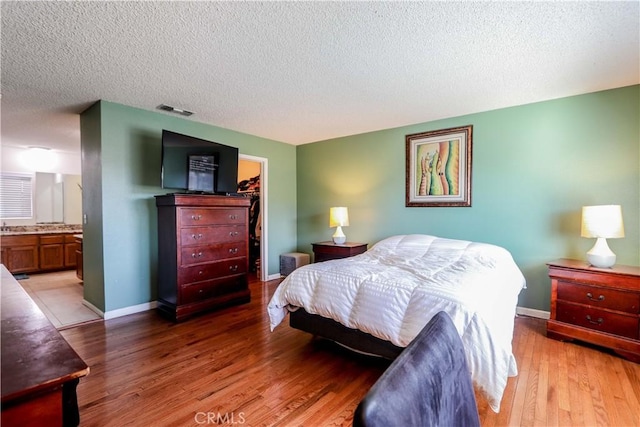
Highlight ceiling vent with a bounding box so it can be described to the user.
[156,104,194,117]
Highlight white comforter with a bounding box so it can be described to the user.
[268,234,526,412]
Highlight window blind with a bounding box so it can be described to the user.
[0,173,33,219]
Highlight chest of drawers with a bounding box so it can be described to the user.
[155,194,251,321]
[547,259,640,362]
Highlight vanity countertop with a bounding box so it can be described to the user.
[0,224,83,236]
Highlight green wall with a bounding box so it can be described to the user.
[296,85,640,312]
[81,87,638,314]
[80,101,297,312]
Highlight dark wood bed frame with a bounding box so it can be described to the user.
[289,308,404,360]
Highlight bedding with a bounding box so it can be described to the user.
[267,234,526,412]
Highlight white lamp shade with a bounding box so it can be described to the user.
[329,207,349,228]
[581,205,625,238]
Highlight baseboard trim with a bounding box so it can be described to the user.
[84,298,548,321]
[516,306,550,319]
[82,299,104,318]
[104,301,158,320]
[83,300,158,320]
[267,273,282,281]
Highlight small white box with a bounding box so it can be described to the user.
[280,252,310,276]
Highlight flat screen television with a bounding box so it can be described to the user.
[161,130,239,194]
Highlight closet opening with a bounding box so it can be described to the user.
[238,155,267,281]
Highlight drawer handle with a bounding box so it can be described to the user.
[229,214,238,220]
[192,233,203,240]
[586,315,603,325]
[229,265,238,272]
[229,231,238,237]
[229,248,238,254]
[191,214,202,220]
[191,252,203,258]
[198,270,203,275]
[586,292,605,302]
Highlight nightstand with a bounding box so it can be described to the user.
[547,258,640,362]
[311,241,367,262]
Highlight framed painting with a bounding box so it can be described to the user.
[405,125,472,207]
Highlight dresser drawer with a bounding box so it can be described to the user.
[181,276,247,304]
[180,242,247,267]
[180,225,246,247]
[179,257,247,284]
[557,281,640,314]
[179,208,246,226]
[556,301,639,339]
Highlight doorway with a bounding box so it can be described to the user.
[238,154,268,281]
[17,270,100,329]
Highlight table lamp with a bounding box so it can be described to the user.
[329,207,349,244]
[581,205,624,268]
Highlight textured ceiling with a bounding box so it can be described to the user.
[1,1,638,154]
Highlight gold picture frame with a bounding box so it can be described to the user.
[405,125,472,207]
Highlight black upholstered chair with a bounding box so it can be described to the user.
[353,311,480,427]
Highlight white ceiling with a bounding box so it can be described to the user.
[1,1,638,154]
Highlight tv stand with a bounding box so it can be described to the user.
[155,194,251,321]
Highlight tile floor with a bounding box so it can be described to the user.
[17,270,101,329]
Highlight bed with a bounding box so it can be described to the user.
[267,234,526,412]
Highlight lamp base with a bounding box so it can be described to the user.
[332,226,346,245]
[586,237,616,268]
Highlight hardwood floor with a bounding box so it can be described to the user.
[60,277,640,426]
[477,316,640,427]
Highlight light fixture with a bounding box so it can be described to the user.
[20,146,57,171]
[329,207,349,245]
[581,205,625,268]
[157,104,194,117]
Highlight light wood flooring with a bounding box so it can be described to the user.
[17,270,101,329]
[59,277,640,426]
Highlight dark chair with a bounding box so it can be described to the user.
[353,311,480,427]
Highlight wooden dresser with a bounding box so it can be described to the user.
[155,194,251,321]
[547,258,640,362]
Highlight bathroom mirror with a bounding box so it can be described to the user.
[35,172,82,224]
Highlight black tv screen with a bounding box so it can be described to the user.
[161,130,239,194]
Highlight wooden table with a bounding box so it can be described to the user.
[1,265,89,426]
